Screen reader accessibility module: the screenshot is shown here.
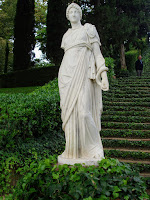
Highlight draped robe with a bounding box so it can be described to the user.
[58,23,106,160]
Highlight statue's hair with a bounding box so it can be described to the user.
[66,3,82,20]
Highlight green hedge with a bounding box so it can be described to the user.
[0,79,66,195]
[12,156,148,200]
[0,79,63,149]
[0,66,59,88]
[125,50,139,72]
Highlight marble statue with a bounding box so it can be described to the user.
[58,3,109,166]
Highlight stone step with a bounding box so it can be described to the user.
[102,115,150,123]
[110,87,150,91]
[101,122,150,130]
[104,94,150,98]
[104,106,149,111]
[101,129,150,139]
[118,158,150,165]
[140,173,150,178]
[103,111,150,117]
[119,80,150,83]
[103,98,150,103]
[104,147,150,153]
[104,101,150,107]
[103,137,150,141]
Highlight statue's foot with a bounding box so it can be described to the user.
[58,154,104,166]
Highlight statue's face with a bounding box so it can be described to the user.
[68,7,80,23]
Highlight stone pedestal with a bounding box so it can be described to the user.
[58,155,104,166]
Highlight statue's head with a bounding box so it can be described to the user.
[66,3,82,22]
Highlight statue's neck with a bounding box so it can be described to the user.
[71,21,82,30]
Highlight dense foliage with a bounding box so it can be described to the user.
[0,0,149,75]
[0,79,65,195]
[0,65,59,88]
[0,79,62,147]
[142,46,150,72]
[125,50,139,73]
[45,0,149,70]
[13,0,36,71]
[46,0,67,65]
[13,157,149,200]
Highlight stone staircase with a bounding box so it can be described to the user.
[101,72,150,181]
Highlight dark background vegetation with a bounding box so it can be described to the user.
[0,0,149,87]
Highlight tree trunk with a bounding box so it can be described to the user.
[120,43,126,70]
[4,40,9,74]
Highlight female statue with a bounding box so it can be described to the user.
[58,3,109,165]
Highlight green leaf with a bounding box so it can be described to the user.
[22,183,26,190]
[124,196,129,200]
[52,173,59,179]
[83,197,93,200]
[113,192,119,199]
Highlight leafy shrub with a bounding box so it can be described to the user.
[136,38,147,54]
[105,57,115,81]
[13,156,148,200]
[0,79,66,195]
[142,46,150,72]
[125,49,139,73]
[0,79,64,149]
[0,65,59,88]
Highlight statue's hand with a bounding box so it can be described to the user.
[101,71,109,91]
[101,78,109,91]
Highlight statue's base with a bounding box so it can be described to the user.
[58,155,104,166]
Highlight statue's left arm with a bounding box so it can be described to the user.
[92,42,109,91]
[84,23,109,91]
